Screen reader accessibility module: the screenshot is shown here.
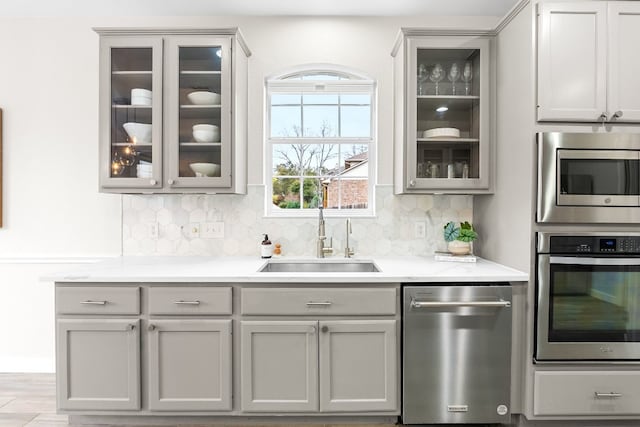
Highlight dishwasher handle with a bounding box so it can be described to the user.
[410,299,511,309]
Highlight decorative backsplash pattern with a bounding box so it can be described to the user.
[122,185,473,257]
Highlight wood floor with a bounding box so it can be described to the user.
[0,373,397,427]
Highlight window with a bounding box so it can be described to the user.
[266,66,375,217]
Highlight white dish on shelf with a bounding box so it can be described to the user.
[123,122,152,144]
[187,91,221,105]
[131,88,152,106]
[192,124,220,143]
[189,162,220,177]
[423,127,460,139]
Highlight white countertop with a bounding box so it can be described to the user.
[46,255,529,283]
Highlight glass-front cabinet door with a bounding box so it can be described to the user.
[393,34,491,193]
[165,37,232,189]
[99,37,163,190]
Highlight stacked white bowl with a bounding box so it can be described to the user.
[192,124,220,143]
[189,162,220,177]
[136,160,152,178]
[131,88,152,106]
[187,91,221,105]
[123,122,152,144]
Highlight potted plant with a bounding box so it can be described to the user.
[443,221,478,255]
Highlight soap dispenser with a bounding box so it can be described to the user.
[261,234,273,259]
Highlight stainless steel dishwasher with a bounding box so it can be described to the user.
[403,284,512,424]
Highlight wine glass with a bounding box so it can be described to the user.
[417,63,428,95]
[448,63,460,95]
[462,61,473,95]
[429,63,444,95]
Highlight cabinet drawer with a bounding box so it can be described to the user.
[56,286,140,315]
[534,371,640,416]
[148,286,232,315]
[241,288,396,316]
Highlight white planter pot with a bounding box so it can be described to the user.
[448,240,471,255]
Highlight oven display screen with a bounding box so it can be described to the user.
[599,239,616,251]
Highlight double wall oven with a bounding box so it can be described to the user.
[535,133,640,362]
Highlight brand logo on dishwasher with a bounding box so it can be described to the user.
[447,405,468,412]
[600,346,613,353]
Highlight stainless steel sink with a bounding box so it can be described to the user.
[258,260,381,273]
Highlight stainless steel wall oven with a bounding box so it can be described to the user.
[536,232,640,361]
[537,132,640,223]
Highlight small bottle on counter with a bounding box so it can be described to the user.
[261,234,273,259]
[273,243,282,257]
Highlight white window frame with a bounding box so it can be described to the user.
[265,64,376,218]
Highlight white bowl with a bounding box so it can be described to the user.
[131,88,152,106]
[423,127,460,138]
[187,91,221,105]
[189,162,220,177]
[123,122,152,144]
[192,124,220,143]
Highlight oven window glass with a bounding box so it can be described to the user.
[559,159,640,195]
[549,264,640,342]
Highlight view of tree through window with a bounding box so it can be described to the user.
[267,69,374,215]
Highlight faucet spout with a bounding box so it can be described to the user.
[344,218,355,258]
[317,207,333,258]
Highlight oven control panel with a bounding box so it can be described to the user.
[549,236,640,254]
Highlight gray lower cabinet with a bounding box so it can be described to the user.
[147,319,232,411]
[56,318,140,411]
[240,319,397,413]
[240,320,319,412]
[319,320,397,412]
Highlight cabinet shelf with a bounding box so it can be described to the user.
[418,138,479,143]
[112,71,152,75]
[112,142,153,150]
[112,105,152,109]
[418,95,479,100]
[180,142,222,151]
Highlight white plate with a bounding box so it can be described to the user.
[423,127,460,138]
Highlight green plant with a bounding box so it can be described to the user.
[443,221,478,243]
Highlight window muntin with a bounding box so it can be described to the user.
[266,68,375,216]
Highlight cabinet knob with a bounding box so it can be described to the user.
[167,179,175,185]
[409,179,416,187]
[149,179,157,186]
[599,112,608,123]
[611,110,623,120]
[321,325,329,333]
[148,324,156,331]
[127,324,136,331]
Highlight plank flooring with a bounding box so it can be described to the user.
[0,374,397,427]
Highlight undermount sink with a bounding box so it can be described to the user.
[258,260,381,273]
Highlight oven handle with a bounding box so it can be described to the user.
[410,300,511,308]
[550,256,640,266]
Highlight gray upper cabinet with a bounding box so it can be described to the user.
[56,318,140,411]
[147,319,232,411]
[96,28,250,194]
[537,2,640,122]
[392,30,493,194]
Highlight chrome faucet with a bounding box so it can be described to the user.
[344,218,354,258]
[316,207,333,258]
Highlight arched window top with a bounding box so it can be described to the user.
[267,64,374,87]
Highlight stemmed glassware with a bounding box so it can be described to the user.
[462,61,473,96]
[429,63,444,95]
[417,63,428,95]
[448,63,460,95]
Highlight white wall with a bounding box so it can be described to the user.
[0,14,499,372]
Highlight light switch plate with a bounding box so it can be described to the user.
[203,222,224,239]
[414,222,426,239]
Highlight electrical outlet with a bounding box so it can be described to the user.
[202,221,224,239]
[414,221,426,239]
[148,222,159,239]
[187,223,200,238]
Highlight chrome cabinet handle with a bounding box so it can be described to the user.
[611,110,623,120]
[411,300,511,308]
[81,300,107,305]
[148,324,156,331]
[149,179,157,186]
[306,301,332,307]
[174,300,200,305]
[409,179,416,187]
[599,112,608,123]
[167,179,175,185]
[127,324,136,331]
[321,325,329,333]
[595,392,622,399]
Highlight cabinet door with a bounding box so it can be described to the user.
[537,2,608,121]
[99,36,163,190]
[406,36,490,192]
[56,319,140,410]
[608,2,640,122]
[319,320,397,412]
[240,321,318,412]
[164,36,233,189]
[147,319,232,411]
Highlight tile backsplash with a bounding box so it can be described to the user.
[122,185,473,257]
